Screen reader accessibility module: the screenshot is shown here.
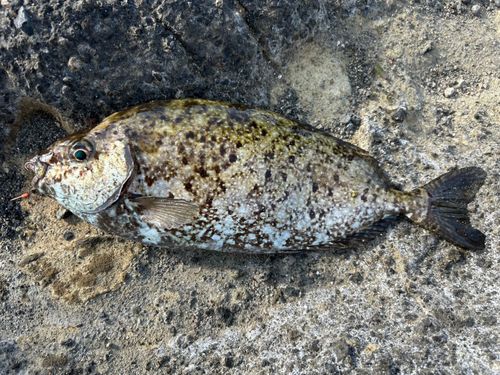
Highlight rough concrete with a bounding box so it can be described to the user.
[1,0,499,374]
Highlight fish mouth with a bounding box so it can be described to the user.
[24,158,50,188]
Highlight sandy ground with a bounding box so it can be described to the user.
[1,0,500,374]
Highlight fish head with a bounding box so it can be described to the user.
[25,124,134,214]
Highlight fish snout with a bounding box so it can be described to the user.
[24,157,50,186]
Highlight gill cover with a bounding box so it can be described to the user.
[27,125,134,214]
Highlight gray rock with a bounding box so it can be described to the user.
[444,87,456,98]
[339,113,351,125]
[472,4,481,14]
[390,108,407,122]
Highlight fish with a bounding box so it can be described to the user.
[24,99,487,253]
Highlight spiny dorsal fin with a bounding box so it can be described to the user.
[132,197,199,230]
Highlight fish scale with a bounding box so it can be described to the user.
[25,99,487,252]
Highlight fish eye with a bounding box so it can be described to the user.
[69,139,94,162]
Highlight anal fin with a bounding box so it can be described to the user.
[310,215,399,250]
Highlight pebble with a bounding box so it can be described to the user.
[63,231,75,241]
[444,87,456,98]
[390,108,407,122]
[56,207,72,220]
[496,0,500,8]
[228,269,244,280]
[68,56,84,73]
[471,4,481,15]
[14,6,32,35]
[455,78,465,89]
[339,114,351,125]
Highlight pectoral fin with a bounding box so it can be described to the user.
[132,197,199,230]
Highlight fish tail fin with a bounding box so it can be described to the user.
[410,167,487,250]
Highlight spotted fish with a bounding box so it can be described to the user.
[25,99,486,252]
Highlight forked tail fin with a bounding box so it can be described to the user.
[416,167,487,250]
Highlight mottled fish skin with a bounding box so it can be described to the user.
[25,99,484,253]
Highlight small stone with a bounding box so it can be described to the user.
[222,356,234,368]
[132,306,141,315]
[63,231,75,241]
[56,207,73,220]
[228,269,244,280]
[60,338,75,347]
[390,108,407,122]
[339,114,351,125]
[495,0,500,8]
[332,340,350,362]
[14,6,33,35]
[455,78,465,89]
[420,41,433,55]
[471,4,481,14]
[444,87,456,98]
[68,56,84,73]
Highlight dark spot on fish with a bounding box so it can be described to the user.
[319,211,325,219]
[309,210,315,220]
[280,172,287,181]
[367,179,372,184]
[328,188,333,197]
[372,194,378,203]
[178,144,185,153]
[306,163,311,172]
[185,182,193,192]
[218,179,226,193]
[214,165,221,174]
[286,140,296,147]
[144,175,155,186]
[186,131,195,139]
[228,121,234,127]
[257,203,266,213]
[312,183,318,193]
[220,145,226,157]
[229,154,237,163]
[265,152,274,160]
[197,167,208,178]
[200,135,206,143]
[113,130,118,135]
[175,117,183,124]
[261,129,267,136]
[211,136,217,142]
[160,115,167,121]
[333,174,339,183]
[249,121,257,129]
[182,157,189,165]
[236,141,243,148]
[361,188,369,202]
[156,139,163,146]
[289,156,295,164]
[265,170,271,179]
[168,192,175,199]
[131,131,138,137]
[271,204,276,210]
[227,209,233,215]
